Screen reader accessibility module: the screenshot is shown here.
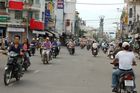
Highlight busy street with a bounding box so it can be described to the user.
[0,0,140,93]
[0,47,140,93]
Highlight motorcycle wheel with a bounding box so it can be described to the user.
[16,76,20,81]
[4,70,12,86]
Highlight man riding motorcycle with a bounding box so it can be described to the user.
[92,41,98,56]
[111,42,136,92]
[30,38,36,55]
[8,35,23,76]
[52,39,59,56]
[42,37,52,61]
[67,40,75,55]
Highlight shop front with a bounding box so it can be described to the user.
[7,27,25,43]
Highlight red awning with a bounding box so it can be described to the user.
[30,19,44,30]
[9,1,24,10]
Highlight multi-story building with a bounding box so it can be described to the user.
[55,0,64,35]
[64,0,76,35]
[0,0,9,39]
[124,0,140,34]
[0,0,45,42]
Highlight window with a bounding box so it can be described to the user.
[129,21,132,25]
[0,2,6,9]
[28,0,33,5]
[15,11,23,19]
[129,8,133,18]
[35,0,40,4]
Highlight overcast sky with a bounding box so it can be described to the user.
[76,0,125,33]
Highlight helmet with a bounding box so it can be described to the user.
[122,42,130,48]
[32,38,35,40]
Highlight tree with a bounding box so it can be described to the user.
[79,29,87,37]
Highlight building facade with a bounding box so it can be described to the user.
[0,0,45,42]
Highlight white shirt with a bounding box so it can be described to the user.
[115,50,135,70]
[92,43,98,48]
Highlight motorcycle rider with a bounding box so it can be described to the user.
[92,41,98,55]
[42,37,52,60]
[108,43,115,56]
[8,35,23,76]
[52,39,59,55]
[111,42,136,92]
[22,38,31,65]
[113,42,123,56]
[30,38,36,55]
[67,39,75,54]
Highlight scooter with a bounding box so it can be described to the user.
[22,51,30,71]
[30,44,36,56]
[92,48,98,57]
[111,63,137,93]
[4,51,24,86]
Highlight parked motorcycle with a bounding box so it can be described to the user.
[4,51,23,86]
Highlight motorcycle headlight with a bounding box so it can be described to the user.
[5,66,8,70]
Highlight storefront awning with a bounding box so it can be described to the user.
[48,31,60,38]
[33,30,46,35]
[7,27,25,32]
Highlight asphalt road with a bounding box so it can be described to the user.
[0,47,139,93]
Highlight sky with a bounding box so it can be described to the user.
[76,0,125,33]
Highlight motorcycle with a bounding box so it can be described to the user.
[87,44,91,51]
[103,47,107,54]
[92,48,98,57]
[80,44,85,49]
[30,43,36,56]
[52,46,58,58]
[69,48,75,55]
[109,51,115,59]
[4,51,23,86]
[42,48,50,64]
[111,63,137,93]
[22,51,30,71]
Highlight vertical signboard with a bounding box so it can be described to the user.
[57,0,64,9]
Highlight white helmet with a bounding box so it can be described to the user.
[122,42,130,48]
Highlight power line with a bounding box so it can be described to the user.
[66,2,125,5]
[57,18,120,22]
[76,2,124,5]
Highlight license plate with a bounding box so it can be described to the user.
[125,80,134,86]
[94,50,96,52]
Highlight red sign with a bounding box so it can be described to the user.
[9,1,24,10]
[30,19,44,30]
